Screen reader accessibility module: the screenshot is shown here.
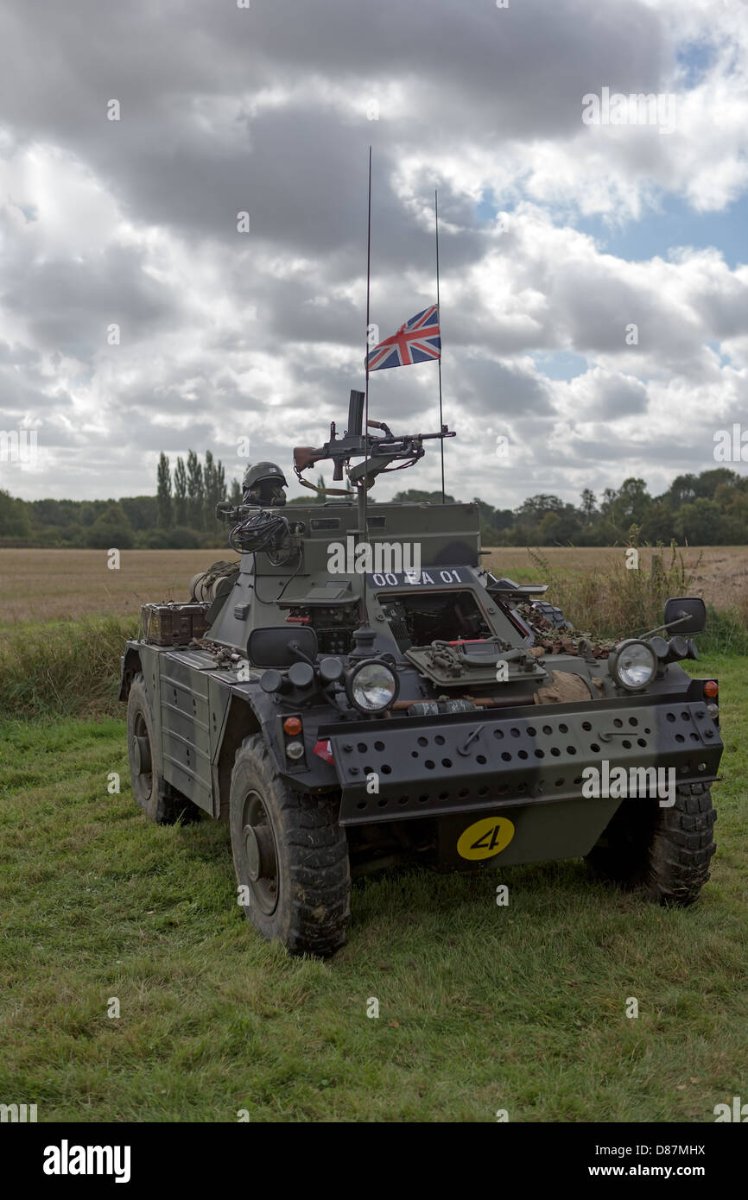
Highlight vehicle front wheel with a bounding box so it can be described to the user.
[585,782,716,906]
[229,734,351,957]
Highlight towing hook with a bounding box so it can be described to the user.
[457,726,483,756]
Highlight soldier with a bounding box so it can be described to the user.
[241,462,287,507]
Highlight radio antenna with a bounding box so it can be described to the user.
[435,189,445,503]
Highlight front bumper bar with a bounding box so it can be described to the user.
[326,695,722,826]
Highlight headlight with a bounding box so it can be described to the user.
[347,660,399,713]
[610,640,657,691]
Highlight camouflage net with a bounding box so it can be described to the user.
[515,602,616,660]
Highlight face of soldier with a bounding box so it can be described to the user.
[256,480,286,506]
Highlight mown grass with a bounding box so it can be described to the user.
[0,655,746,1123]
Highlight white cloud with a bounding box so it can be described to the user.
[0,0,745,507]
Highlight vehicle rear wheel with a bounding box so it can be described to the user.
[229,734,350,956]
[127,673,199,824]
[585,782,716,906]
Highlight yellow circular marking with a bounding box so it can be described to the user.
[457,816,516,861]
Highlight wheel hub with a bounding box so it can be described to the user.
[240,791,279,916]
[244,822,275,882]
[132,734,151,775]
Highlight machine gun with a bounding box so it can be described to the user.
[293,389,455,493]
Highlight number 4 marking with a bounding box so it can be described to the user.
[471,825,504,851]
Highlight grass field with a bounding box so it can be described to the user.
[485,545,748,612]
[0,653,745,1122]
[0,547,745,1122]
[0,548,227,628]
[1,545,748,625]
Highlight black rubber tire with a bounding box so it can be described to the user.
[229,734,350,957]
[586,782,716,906]
[127,673,200,825]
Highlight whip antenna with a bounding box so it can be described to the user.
[435,189,445,503]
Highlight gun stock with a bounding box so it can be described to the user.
[293,446,324,472]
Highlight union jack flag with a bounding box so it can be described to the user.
[366,305,441,371]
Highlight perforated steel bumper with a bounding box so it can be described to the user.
[328,697,722,826]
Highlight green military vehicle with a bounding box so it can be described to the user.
[121,390,720,956]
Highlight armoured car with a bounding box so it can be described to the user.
[121,391,720,956]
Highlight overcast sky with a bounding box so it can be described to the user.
[0,0,746,507]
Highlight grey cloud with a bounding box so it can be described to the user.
[4,245,183,357]
[0,0,744,502]
[0,0,667,252]
[575,372,649,418]
[0,366,74,415]
[455,353,555,416]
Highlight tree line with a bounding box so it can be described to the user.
[0,462,746,549]
[391,467,748,547]
[0,451,241,549]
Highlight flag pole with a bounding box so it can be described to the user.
[435,189,445,503]
[365,146,372,449]
[354,146,373,626]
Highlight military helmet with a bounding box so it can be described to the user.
[242,462,288,491]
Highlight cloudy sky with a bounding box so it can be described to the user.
[0,0,746,507]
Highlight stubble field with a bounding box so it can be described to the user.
[1,545,747,626]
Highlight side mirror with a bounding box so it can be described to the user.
[663,596,706,636]
[248,626,318,668]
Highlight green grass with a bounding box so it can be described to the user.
[0,616,136,720]
[1,656,746,1122]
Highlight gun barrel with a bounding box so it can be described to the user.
[379,428,455,443]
